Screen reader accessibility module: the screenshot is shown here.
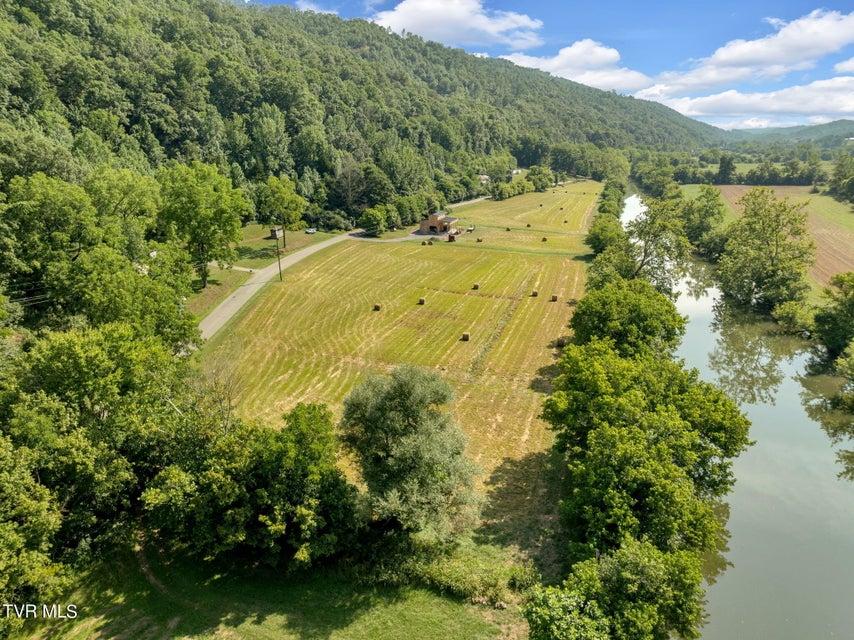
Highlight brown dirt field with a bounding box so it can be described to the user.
[716,185,854,287]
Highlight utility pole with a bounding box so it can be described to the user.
[273,227,283,281]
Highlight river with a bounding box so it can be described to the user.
[621,194,854,638]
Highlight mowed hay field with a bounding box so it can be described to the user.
[715,185,854,287]
[203,182,597,551]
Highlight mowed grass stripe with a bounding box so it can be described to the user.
[203,184,598,490]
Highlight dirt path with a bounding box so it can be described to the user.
[199,232,357,340]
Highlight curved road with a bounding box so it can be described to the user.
[199,232,357,340]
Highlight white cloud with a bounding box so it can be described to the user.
[638,9,854,99]
[835,57,854,73]
[502,39,651,91]
[295,1,336,13]
[372,0,543,50]
[652,77,854,120]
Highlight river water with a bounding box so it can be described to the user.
[621,195,854,638]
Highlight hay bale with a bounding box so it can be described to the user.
[373,303,382,311]
[563,220,568,223]
[551,294,558,302]
[418,297,426,305]
[472,283,480,290]
[421,240,427,245]
[542,237,547,242]
[531,290,539,297]
[427,240,433,245]
[461,332,470,341]
[540,203,543,207]
[526,223,531,228]
[506,227,511,231]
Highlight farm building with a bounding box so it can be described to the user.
[419,212,458,235]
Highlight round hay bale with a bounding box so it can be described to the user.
[506,227,511,231]
[563,220,568,223]
[551,294,558,302]
[373,303,382,311]
[418,297,426,305]
[540,203,543,207]
[461,332,470,341]
[526,223,531,228]
[421,240,427,245]
[542,237,548,242]
[472,283,480,290]
[427,240,433,245]
[531,290,539,297]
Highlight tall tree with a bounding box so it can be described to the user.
[569,278,686,358]
[255,175,306,228]
[340,366,480,543]
[157,161,247,288]
[715,153,737,184]
[716,187,815,310]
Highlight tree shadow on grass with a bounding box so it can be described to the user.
[190,276,225,293]
[474,449,568,585]
[35,545,411,640]
[236,244,277,263]
[529,336,569,394]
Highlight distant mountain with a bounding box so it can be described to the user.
[726,120,854,146]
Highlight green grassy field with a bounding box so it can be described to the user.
[233,224,339,270]
[204,185,596,473]
[186,266,252,320]
[185,225,343,321]
[20,546,516,640]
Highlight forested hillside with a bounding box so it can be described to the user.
[0,0,721,200]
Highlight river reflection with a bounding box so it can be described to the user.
[673,271,854,640]
[623,194,854,637]
[706,303,801,406]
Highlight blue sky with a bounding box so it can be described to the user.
[255,1,854,130]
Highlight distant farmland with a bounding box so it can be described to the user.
[203,183,598,554]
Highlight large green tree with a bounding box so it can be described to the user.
[716,187,815,310]
[340,366,480,543]
[564,538,706,640]
[569,279,686,358]
[814,272,854,360]
[0,436,67,638]
[157,161,247,288]
[143,403,356,568]
[254,174,307,229]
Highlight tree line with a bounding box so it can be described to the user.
[523,183,751,638]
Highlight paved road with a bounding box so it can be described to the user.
[198,232,356,340]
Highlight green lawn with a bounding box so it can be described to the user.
[18,545,517,640]
[233,224,339,270]
[186,266,252,320]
